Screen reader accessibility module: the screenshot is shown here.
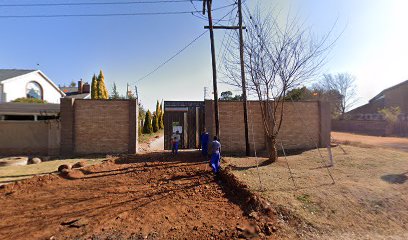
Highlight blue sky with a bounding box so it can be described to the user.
[0,0,407,111]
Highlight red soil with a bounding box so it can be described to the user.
[0,151,275,240]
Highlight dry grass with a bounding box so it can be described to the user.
[0,158,106,185]
[224,145,408,239]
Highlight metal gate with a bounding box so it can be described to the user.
[164,101,205,150]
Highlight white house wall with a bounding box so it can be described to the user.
[2,71,63,103]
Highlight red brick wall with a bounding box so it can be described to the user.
[60,99,138,155]
[205,100,329,153]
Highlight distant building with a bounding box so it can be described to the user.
[347,80,408,117]
[60,79,91,99]
[0,69,65,103]
[333,80,408,136]
[346,80,408,120]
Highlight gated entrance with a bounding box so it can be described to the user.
[164,101,205,150]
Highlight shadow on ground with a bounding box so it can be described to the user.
[381,172,408,184]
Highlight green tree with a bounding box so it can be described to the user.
[143,110,153,134]
[138,104,145,137]
[220,91,233,100]
[159,102,164,129]
[379,106,401,124]
[284,87,313,101]
[110,82,121,99]
[97,70,109,99]
[12,98,47,104]
[91,74,98,99]
[155,100,160,117]
[69,80,76,87]
[152,113,159,132]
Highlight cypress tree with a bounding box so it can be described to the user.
[138,119,142,137]
[152,113,159,132]
[143,110,153,134]
[155,100,160,117]
[97,70,109,99]
[111,82,120,99]
[91,74,98,99]
[159,102,164,129]
[160,102,164,129]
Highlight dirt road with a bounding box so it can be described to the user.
[148,136,164,152]
[332,131,408,152]
[0,151,269,240]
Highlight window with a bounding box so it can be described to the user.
[26,81,43,99]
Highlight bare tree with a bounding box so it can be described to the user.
[222,8,335,162]
[319,73,358,114]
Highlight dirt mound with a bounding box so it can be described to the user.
[72,161,87,169]
[0,151,280,240]
[58,164,72,172]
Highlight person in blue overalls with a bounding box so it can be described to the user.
[200,128,209,156]
[210,136,221,174]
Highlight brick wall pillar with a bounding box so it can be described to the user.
[128,99,138,154]
[319,101,331,147]
[60,98,75,156]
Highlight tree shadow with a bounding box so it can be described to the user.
[381,172,408,184]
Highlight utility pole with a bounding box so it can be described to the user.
[203,0,250,155]
[126,83,129,99]
[134,85,139,100]
[203,0,220,139]
[237,0,250,156]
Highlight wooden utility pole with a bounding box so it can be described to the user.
[203,0,220,139]
[203,0,250,155]
[237,0,250,156]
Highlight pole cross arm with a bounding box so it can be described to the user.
[204,26,246,30]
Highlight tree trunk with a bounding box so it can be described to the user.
[265,135,278,163]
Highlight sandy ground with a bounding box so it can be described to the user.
[148,136,164,152]
[0,151,272,240]
[332,131,408,152]
[225,145,408,239]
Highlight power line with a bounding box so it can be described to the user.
[0,3,235,18]
[0,0,202,7]
[135,31,208,83]
[134,3,237,83]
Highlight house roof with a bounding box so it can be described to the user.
[60,86,78,94]
[0,69,66,97]
[0,69,36,82]
[0,102,60,115]
[369,80,408,103]
[64,93,90,99]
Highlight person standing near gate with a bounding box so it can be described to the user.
[210,136,221,174]
[171,130,181,155]
[200,128,209,156]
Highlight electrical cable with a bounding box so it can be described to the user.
[134,3,238,83]
[0,0,202,7]
[0,3,236,18]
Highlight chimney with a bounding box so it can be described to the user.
[78,79,84,94]
[82,83,90,93]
